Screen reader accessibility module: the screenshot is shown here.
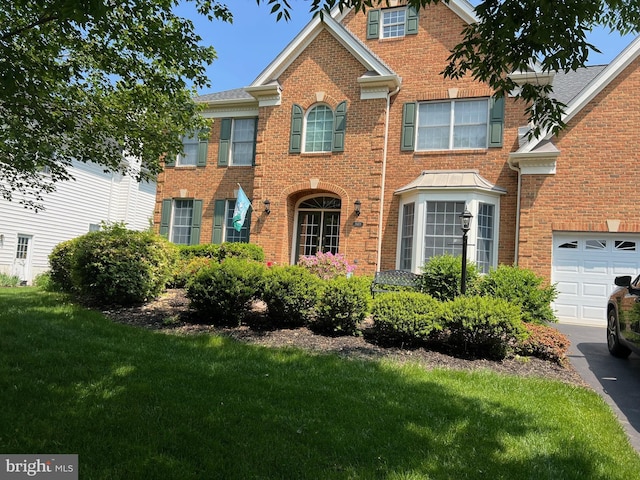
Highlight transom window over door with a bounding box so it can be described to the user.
[294,196,341,263]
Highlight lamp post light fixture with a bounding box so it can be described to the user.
[263,199,271,215]
[459,207,473,295]
[354,199,361,217]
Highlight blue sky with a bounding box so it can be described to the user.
[177,1,637,95]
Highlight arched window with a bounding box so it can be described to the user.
[304,105,334,153]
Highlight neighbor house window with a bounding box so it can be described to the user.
[417,99,489,150]
[382,7,406,38]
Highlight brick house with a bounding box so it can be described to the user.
[154,0,640,326]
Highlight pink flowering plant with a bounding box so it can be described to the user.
[298,251,356,280]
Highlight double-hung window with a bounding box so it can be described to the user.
[177,133,199,166]
[159,198,203,245]
[218,117,258,166]
[224,200,251,243]
[382,8,406,38]
[417,99,489,150]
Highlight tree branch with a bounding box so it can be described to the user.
[1,13,59,41]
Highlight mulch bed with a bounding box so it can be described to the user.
[101,289,589,388]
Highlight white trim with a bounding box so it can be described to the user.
[519,35,640,154]
[395,191,501,273]
[201,107,259,119]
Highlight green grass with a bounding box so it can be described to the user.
[1,287,639,479]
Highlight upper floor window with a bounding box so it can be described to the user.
[218,117,258,167]
[305,105,334,153]
[367,6,418,39]
[401,97,505,151]
[177,133,199,166]
[289,101,347,154]
[418,99,489,150]
[382,8,406,38]
[168,130,209,167]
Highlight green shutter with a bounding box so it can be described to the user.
[197,128,209,166]
[212,199,226,244]
[332,101,347,152]
[367,9,380,39]
[489,96,505,147]
[190,199,203,245]
[401,102,417,151]
[406,6,419,35]
[159,199,172,238]
[251,117,258,166]
[218,118,232,166]
[289,104,303,153]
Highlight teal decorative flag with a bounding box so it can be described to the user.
[232,185,251,232]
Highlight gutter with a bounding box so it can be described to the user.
[375,84,401,272]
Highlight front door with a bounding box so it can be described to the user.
[294,196,341,263]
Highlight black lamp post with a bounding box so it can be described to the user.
[459,207,473,295]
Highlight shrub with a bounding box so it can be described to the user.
[32,272,54,290]
[262,265,325,327]
[441,295,527,359]
[70,223,178,306]
[475,265,558,324]
[170,256,216,288]
[217,242,265,262]
[417,254,478,301]
[298,252,356,280]
[371,292,443,346]
[312,276,372,336]
[48,238,81,293]
[177,244,220,260]
[515,323,569,364]
[186,258,265,326]
[0,272,20,287]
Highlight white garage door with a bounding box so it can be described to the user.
[552,233,640,326]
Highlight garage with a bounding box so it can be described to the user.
[552,233,640,326]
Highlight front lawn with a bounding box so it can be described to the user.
[1,287,639,479]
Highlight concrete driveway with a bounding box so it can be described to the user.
[555,323,640,451]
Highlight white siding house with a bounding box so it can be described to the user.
[0,160,156,284]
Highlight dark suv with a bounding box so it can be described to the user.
[607,275,640,358]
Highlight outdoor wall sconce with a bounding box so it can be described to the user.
[459,207,473,295]
[263,199,271,215]
[354,199,361,217]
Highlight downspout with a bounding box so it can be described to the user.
[376,85,401,272]
[508,159,521,265]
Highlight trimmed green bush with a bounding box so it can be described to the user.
[312,275,372,336]
[48,238,80,293]
[176,242,264,262]
[170,256,216,288]
[417,254,479,301]
[475,264,558,324]
[70,223,178,306]
[371,292,443,346]
[441,295,527,359]
[262,265,325,327]
[177,244,220,260]
[186,258,266,326]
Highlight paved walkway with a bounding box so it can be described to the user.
[555,323,640,452]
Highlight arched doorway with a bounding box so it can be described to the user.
[293,196,341,263]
